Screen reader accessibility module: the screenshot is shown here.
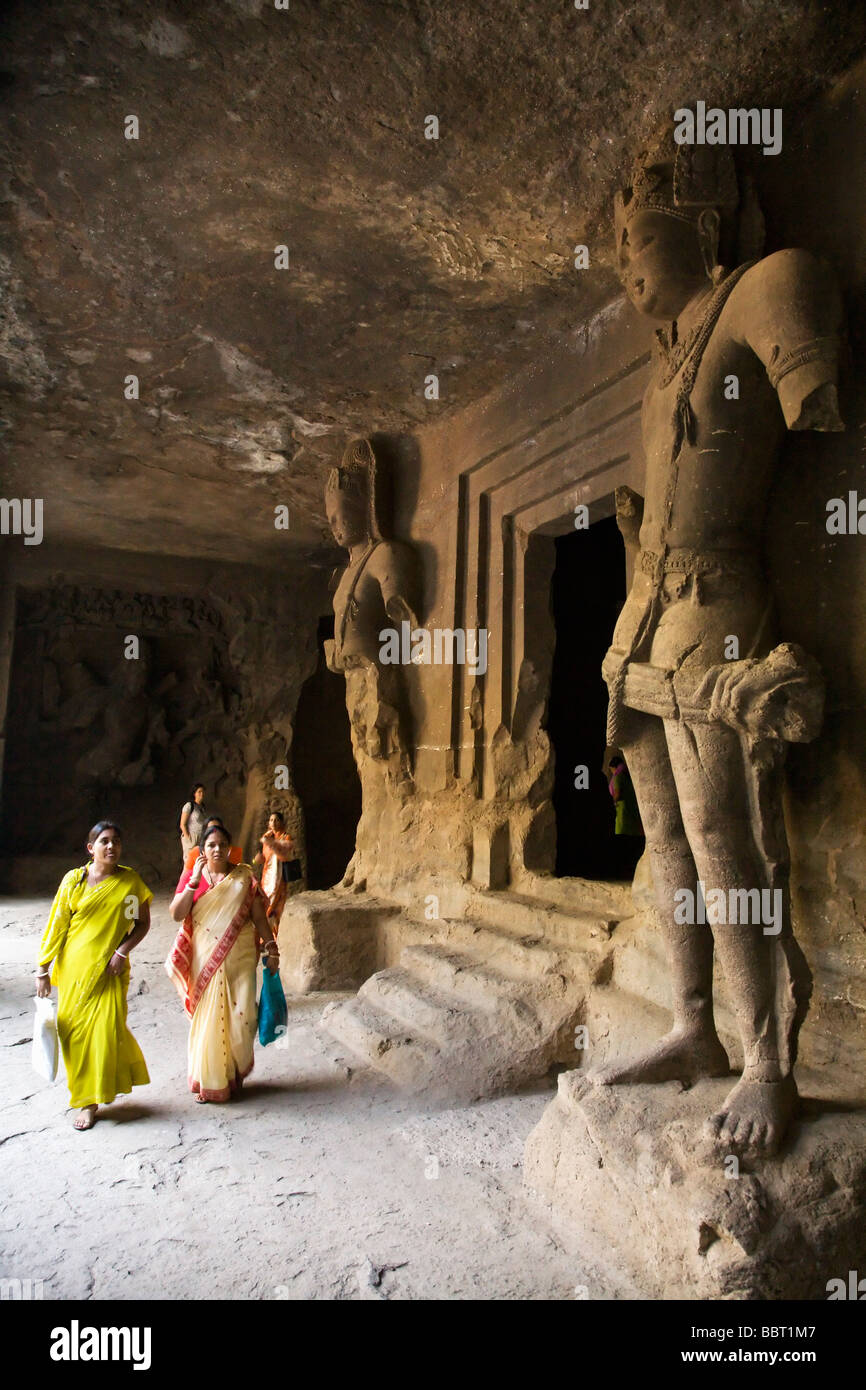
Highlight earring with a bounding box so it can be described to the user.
[702,241,723,286]
[700,242,714,281]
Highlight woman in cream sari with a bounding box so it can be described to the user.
[35,821,152,1130]
[165,824,279,1103]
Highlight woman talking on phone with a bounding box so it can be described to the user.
[165,823,279,1103]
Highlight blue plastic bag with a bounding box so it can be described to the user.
[258,962,288,1046]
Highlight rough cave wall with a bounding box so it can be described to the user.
[0,545,330,889]
[757,58,866,1074]
[353,65,866,1079]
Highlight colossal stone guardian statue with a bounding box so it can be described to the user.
[593,128,844,1157]
[324,437,419,886]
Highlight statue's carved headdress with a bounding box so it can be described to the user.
[614,124,763,265]
[325,437,391,541]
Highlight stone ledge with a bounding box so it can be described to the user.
[524,1071,866,1299]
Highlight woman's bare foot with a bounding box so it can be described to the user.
[194,1093,208,1104]
[73,1105,98,1130]
[705,1072,797,1157]
[590,1027,730,1087]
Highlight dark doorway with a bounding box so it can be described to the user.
[291,616,361,889]
[547,515,637,879]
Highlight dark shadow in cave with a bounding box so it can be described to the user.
[547,515,641,880]
[291,616,361,890]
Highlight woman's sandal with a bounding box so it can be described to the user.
[73,1106,98,1130]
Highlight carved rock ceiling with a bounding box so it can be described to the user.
[1,0,864,566]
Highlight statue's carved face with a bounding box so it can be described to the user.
[617,208,707,320]
[326,487,368,550]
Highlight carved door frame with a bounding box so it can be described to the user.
[449,345,651,810]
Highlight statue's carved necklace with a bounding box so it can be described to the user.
[654,262,754,461]
[654,288,713,388]
[339,540,380,648]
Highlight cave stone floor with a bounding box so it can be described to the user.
[0,895,637,1301]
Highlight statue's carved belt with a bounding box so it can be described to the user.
[638,547,759,587]
[621,663,682,722]
[605,548,764,736]
[601,653,686,723]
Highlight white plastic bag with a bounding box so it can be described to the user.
[32,994,58,1083]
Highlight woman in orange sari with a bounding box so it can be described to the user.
[165,824,279,1103]
[253,810,295,934]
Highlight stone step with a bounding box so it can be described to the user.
[433,918,567,981]
[516,873,634,921]
[468,891,616,949]
[359,966,478,1044]
[320,980,537,1099]
[319,995,440,1089]
[320,938,591,1100]
[401,942,544,1009]
[434,916,609,985]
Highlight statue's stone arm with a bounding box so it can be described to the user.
[614,485,644,556]
[736,247,845,432]
[369,541,420,632]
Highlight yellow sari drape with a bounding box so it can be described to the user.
[38,866,152,1109]
[165,865,259,1102]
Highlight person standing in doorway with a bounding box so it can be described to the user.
[608,754,644,878]
[179,784,207,863]
[608,755,642,836]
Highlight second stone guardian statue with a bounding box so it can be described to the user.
[324,437,420,887]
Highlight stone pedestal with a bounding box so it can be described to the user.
[278,889,405,993]
[524,1071,866,1299]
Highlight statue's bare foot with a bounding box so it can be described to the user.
[590,1028,730,1087]
[705,1073,797,1157]
[73,1105,98,1131]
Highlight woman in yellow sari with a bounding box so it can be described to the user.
[35,821,152,1131]
[165,824,279,1103]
